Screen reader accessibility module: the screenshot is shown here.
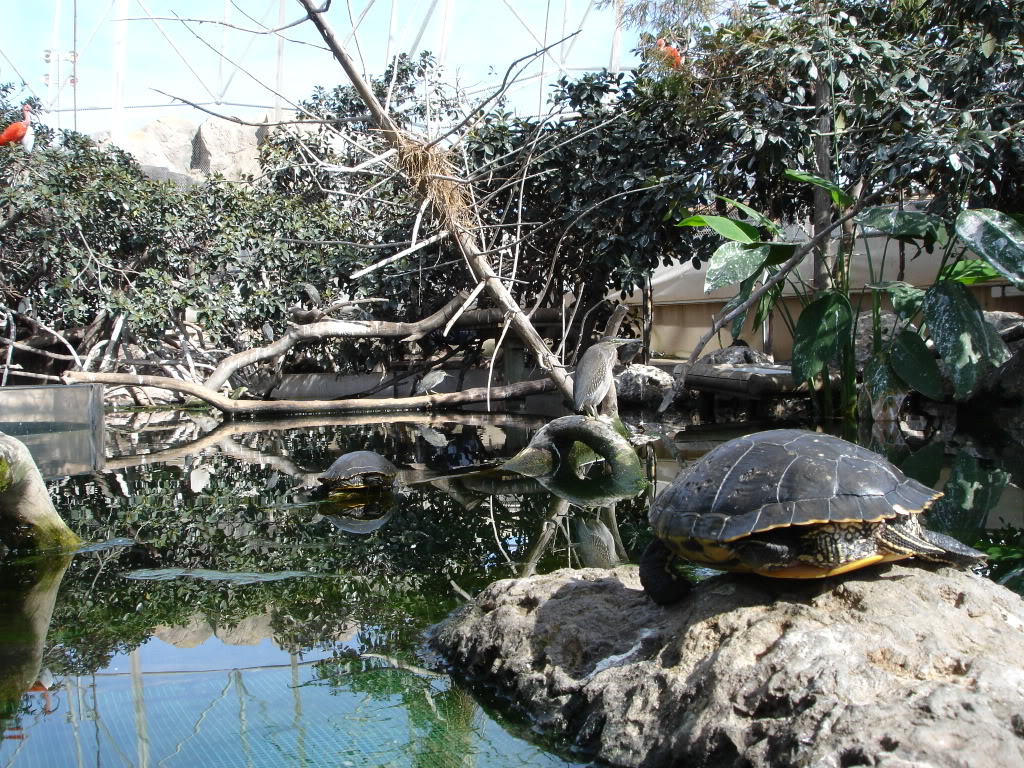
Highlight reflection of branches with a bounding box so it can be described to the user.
[521,497,570,577]
[102,412,550,472]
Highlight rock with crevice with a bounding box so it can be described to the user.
[192,117,261,179]
[615,364,674,407]
[430,564,1024,768]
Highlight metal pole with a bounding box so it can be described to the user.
[609,0,623,73]
[111,0,128,143]
[72,0,78,131]
[274,0,285,122]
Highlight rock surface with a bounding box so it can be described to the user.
[615,364,675,407]
[431,564,1024,768]
[192,117,261,178]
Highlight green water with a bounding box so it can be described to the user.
[1,412,1020,767]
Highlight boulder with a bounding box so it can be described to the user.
[192,117,261,179]
[615,364,674,407]
[96,116,198,174]
[431,564,1024,768]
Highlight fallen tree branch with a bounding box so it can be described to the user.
[205,290,470,391]
[63,370,556,416]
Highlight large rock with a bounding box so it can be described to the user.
[192,117,261,179]
[431,564,1024,768]
[615,364,675,407]
[96,116,199,174]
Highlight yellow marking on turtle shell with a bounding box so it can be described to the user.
[751,552,911,579]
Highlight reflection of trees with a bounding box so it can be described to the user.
[312,653,479,768]
[42,420,643,676]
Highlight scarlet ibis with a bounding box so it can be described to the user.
[0,104,34,151]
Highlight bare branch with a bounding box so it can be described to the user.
[348,231,450,279]
[64,370,555,417]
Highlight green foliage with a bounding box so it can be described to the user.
[954,209,1024,289]
[921,281,1010,398]
[889,331,943,401]
[790,291,852,384]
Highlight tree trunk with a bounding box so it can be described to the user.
[812,70,834,293]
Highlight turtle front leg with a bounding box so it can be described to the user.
[639,538,693,605]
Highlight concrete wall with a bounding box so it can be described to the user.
[650,285,1024,360]
[0,384,105,478]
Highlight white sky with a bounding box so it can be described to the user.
[1,1,640,137]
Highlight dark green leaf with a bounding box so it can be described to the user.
[922,281,1010,398]
[725,272,758,338]
[704,242,769,293]
[857,207,948,246]
[677,214,759,243]
[791,291,852,383]
[899,442,945,488]
[954,209,1024,289]
[756,242,802,266]
[890,331,944,400]
[783,169,855,207]
[867,281,925,320]
[858,356,910,422]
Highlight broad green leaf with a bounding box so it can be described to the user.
[752,280,784,330]
[899,442,945,488]
[783,169,855,208]
[756,241,803,266]
[724,272,758,338]
[939,258,1003,285]
[859,356,909,422]
[954,209,1024,289]
[928,453,1009,542]
[714,195,783,236]
[857,207,948,246]
[922,281,1010,398]
[867,281,925,320]
[791,291,852,383]
[677,214,759,243]
[890,331,944,401]
[704,242,769,293]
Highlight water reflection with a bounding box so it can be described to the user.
[0,411,1020,767]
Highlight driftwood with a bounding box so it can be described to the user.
[64,370,555,417]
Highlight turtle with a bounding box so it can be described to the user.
[639,429,986,605]
[318,450,398,491]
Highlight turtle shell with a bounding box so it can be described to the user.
[319,450,398,489]
[649,429,941,544]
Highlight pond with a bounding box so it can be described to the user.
[2,408,1022,767]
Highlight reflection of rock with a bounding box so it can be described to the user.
[155,611,358,649]
[0,557,72,724]
[217,613,278,647]
[154,615,214,649]
[432,565,1024,768]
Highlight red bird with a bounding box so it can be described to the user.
[0,104,34,151]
